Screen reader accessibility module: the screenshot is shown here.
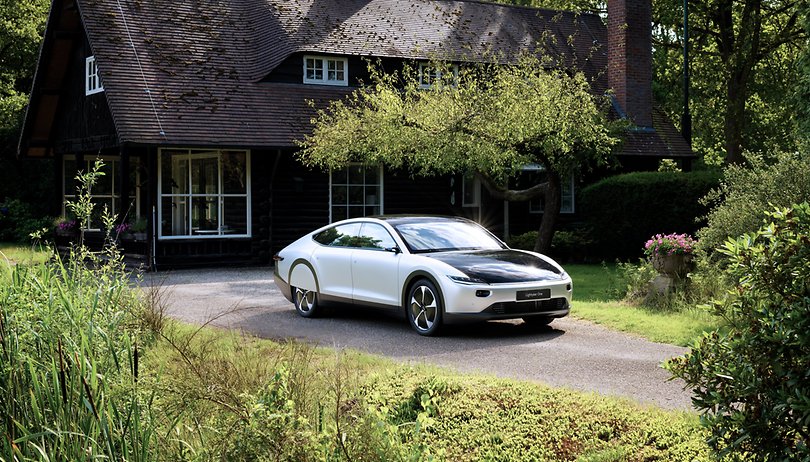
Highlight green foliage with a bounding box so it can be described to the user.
[668,203,810,460]
[651,0,805,162]
[0,198,53,243]
[298,57,618,182]
[0,246,154,460]
[581,170,721,259]
[698,151,810,256]
[363,369,712,461]
[507,229,594,262]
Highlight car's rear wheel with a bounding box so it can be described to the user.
[523,316,553,327]
[294,287,320,318]
[407,279,443,336]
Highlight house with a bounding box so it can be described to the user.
[19,0,693,268]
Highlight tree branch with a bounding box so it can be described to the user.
[476,171,548,202]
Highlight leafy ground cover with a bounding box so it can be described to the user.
[565,264,721,346]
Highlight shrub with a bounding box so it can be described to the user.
[667,203,810,460]
[581,170,721,260]
[0,198,53,243]
[507,229,593,262]
[697,151,810,256]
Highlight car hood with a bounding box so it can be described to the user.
[426,250,565,284]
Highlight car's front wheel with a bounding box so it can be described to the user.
[294,287,320,318]
[407,279,443,336]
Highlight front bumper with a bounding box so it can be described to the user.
[441,277,572,322]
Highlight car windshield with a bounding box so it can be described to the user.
[394,220,505,253]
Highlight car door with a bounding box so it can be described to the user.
[351,223,401,307]
[311,222,361,302]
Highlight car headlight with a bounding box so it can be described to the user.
[447,275,487,285]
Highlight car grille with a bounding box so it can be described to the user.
[488,297,568,315]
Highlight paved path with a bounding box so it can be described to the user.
[144,267,694,410]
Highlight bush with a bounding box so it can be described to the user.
[581,170,721,260]
[507,229,593,262]
[697,151,810,256]
[667,203,810,460]
[0,198,53,243]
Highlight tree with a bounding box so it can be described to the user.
[296,58,619,253]
[653,0,806,164]
[0,0,49,145]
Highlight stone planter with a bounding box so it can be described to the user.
[651,253,692,278]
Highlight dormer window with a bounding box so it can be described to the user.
[303,55,348,86]
[85,56,103,95]
[419,63,458,88]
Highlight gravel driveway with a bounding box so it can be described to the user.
[144,266,694,410]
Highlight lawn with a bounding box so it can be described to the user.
[565,264,721,346]
[0,242,50,266]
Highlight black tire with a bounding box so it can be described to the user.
[523,316,553,327]
[293,286,320,318]
[407,279,443,336]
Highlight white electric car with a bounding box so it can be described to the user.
[273,216,572,336]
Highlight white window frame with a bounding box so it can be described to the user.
[62,155,140,228]
[157,148,252,240]
[85,56,103,95]
[329,164,384,222]
[522,165,575,214]
[303,55,349,86]
[418,62,459,88]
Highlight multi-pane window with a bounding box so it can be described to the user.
[419,63,459,88]
[85,56,103,95]
[63,156,138,229]
[159,149,250,238]
[330,164,383,222]
[303,55,348,86]
[521,166,575,214]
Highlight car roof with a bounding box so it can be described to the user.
[372,215,474,226]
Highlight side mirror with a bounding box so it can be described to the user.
[385,246,401,254]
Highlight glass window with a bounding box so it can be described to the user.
[419,63,459,88]
[158,149,251,239]
[356,223,396,250]
[520,166,575,214]
[85,56,103,95]
[63,156,140,229]
[313,223,362,246]
[303,55,348,86]
[462,175,480,207]
[330,164,382,222]
[394,220,504,254]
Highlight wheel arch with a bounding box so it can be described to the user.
[289,258,320,293]
[401,270,445,314]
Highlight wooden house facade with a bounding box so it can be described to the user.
[19,0,692,268]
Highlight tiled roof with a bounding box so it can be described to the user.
[75,0,690,157]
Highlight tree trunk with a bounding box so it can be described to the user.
[534,171,561,254]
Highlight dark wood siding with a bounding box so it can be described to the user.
[270,151,330,254]
[51,34,118,154]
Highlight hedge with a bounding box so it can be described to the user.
[580,170,721,260]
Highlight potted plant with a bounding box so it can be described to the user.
[116,221,133,240]
[54,217,77,237]
[130,217,148,241]
[643,233,696,277]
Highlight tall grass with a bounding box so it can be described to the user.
[0,245,156,460]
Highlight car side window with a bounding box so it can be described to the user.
[313,223,362,247]
[356,223,397,250]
